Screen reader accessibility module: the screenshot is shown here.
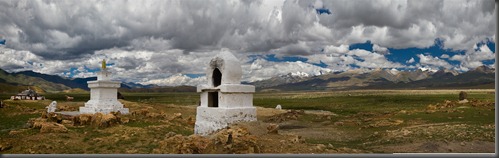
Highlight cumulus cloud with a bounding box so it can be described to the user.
[140,74,206,86]
[1,0,285,59]
[0,0,495,84]
[347,49,404,68]
[440,54,450,58]
[0,46,216,84]
[450,44,495,70]
[1,0,494,57]
[417,54,453,69]
[317,0,495,50]
[307,45,404,72]
[406,57,415,64]
[324,44,349,54]
[372,44,390,55]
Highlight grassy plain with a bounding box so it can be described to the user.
[0,89,495,153]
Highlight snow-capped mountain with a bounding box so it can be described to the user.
[248,65,495,91]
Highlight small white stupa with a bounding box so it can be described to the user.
[195,49,257,136]
[79,59,129,114]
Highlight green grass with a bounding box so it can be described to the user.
[125,120,162,128]
[252,90,495,150]
[395,106,495,125]
[83,131,113,143]
[0,113,38,135]
[121,92,198,106]
[0,100,48,135]
[43,93,90,102]
[255,92,494,115]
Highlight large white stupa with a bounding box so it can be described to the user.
[79,59,129,114]
[194,49,257,135]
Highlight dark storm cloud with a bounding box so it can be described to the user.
[0,0,495,58]
[0,0,495,85]
[0,0,273,59]
[315,0,495,49]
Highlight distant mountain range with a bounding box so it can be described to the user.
[0,65,495,93]
[0,68,189,93]
[251,65,495,91]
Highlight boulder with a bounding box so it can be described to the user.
[39,122,68,133]
[266,123,279,134]
[72,113,121,128]
[154,125,260,154]
[92,113,120,128]
[442,100,454,107]
[334,121,344,126]
[146,112,160,118]
[46,101,57,113]
[154,134,211,154]
[289,134,304,144]
[61,120,73,125]
[170,113,182,120]
[9,130,23,135]
[28,118,47,128]
[458,99,469,104]
[46,112,63,123]
[316,144,326,151]
[73,114,93,126]
[0,144,13,151]
[459,91,467,101]
[265,110,304,123]
[275,105,282,110]
[186,116,195,125]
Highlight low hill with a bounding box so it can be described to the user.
[0,69,70,92]
[14,70,95,90]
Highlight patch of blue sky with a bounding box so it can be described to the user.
[66,66,100,78]
[106,62,115,68]
[65,67,79,77]
[476,38,495,53]
[348,39,486,68]
[186,74,204,78]
[316,8,331,15]
[385,39,468,67]
[249,38,495,71]
[312,61,328,68]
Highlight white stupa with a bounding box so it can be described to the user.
[194,49,257,136]
[79,59,129,114]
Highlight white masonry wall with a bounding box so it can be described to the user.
[195,106,257,135]
[218,93,253,108]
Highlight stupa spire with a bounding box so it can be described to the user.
[102,59,106,70]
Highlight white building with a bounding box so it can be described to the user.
[11,88,45,100]
[195,50,257,136]
[79,60,129,114]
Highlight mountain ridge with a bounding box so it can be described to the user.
[0,65,495,93]
[250,65,495,91]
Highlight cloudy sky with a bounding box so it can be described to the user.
[0,0,496,86]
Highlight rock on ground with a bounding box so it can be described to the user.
[39,122,68,133]
[153,126,260,154]
[267,124,279,134]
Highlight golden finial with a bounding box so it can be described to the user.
[102,59,106,69]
